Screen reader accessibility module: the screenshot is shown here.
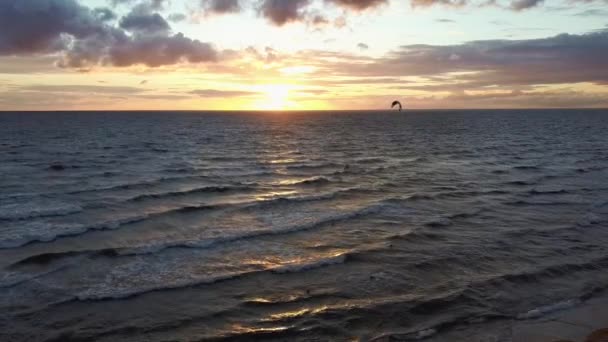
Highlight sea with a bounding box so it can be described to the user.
[0,109,607,341]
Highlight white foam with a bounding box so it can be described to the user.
[517,299,580,320]
[416,328,437,339]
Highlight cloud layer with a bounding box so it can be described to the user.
[0,0,217,68]
[304,30,608,92]
[1,0,607,109]
[325,0,388,10]
[201,0,241,14]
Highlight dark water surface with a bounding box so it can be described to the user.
[1,110,607,341]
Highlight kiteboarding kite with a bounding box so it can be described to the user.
[391,100,402,111]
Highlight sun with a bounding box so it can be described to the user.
[257,84,292,110]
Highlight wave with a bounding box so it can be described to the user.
[527,189,569,196]
[361,289,509,341]
[504,180,537,186]
[293,176,331,186]
[9,251,83,269]
[0,264,73,289]
[74,253,352,301]
[272,254,347,274]
[207,326,297,341]
[513,165,542,171]
[46,163,81,171]
[402,193,435,201]
[424,218,452,228]
[388,231,446,244]
[516,299,580,319]
[79,207,380,260]
[242,292,339,307]
[8,202,386,268]
[448,208,486,220]
[74,271,250,301]
[505,200,579,207]
[354,157,386,164]
[370,259,608,340]
[485,255,608,289]
[393,191,504,204]
[248,187,370,210]
[371,328,437,341]
[1,187,368,250]
[0,214,149,249]
[577,212,604,227]
[435,190,509,199]
[271,176,332,187]
[576,166,606,173]
[65,175,210,195]
[0,202,82,221]
[125,185,251,202]
[286,162,343,170]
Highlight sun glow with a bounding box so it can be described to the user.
[256,84,292,110]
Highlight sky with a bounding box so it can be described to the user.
[1,0,608,111]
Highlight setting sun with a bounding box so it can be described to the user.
[257,85,292,110]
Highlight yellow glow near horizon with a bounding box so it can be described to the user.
[280,66,316,75]
[256,84,292,110]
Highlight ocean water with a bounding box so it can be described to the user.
[0,110,607,341]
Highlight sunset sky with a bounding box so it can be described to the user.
[1,0,608,110]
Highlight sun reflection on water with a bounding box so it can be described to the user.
[254,190,298,201]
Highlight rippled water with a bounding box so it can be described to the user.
[1,110,607,341]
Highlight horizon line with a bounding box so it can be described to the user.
[1,107,608,113]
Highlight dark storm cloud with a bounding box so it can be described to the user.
[325,0,388,10]
[257,0,385,27]
[118,1,171,33]
[0,0,108,55]
[64,26,216,69]
[119,11,171,33]
[0,0,218,68]
[107,33,217,67]
[201,0,241,14]
[258,0,311,26]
